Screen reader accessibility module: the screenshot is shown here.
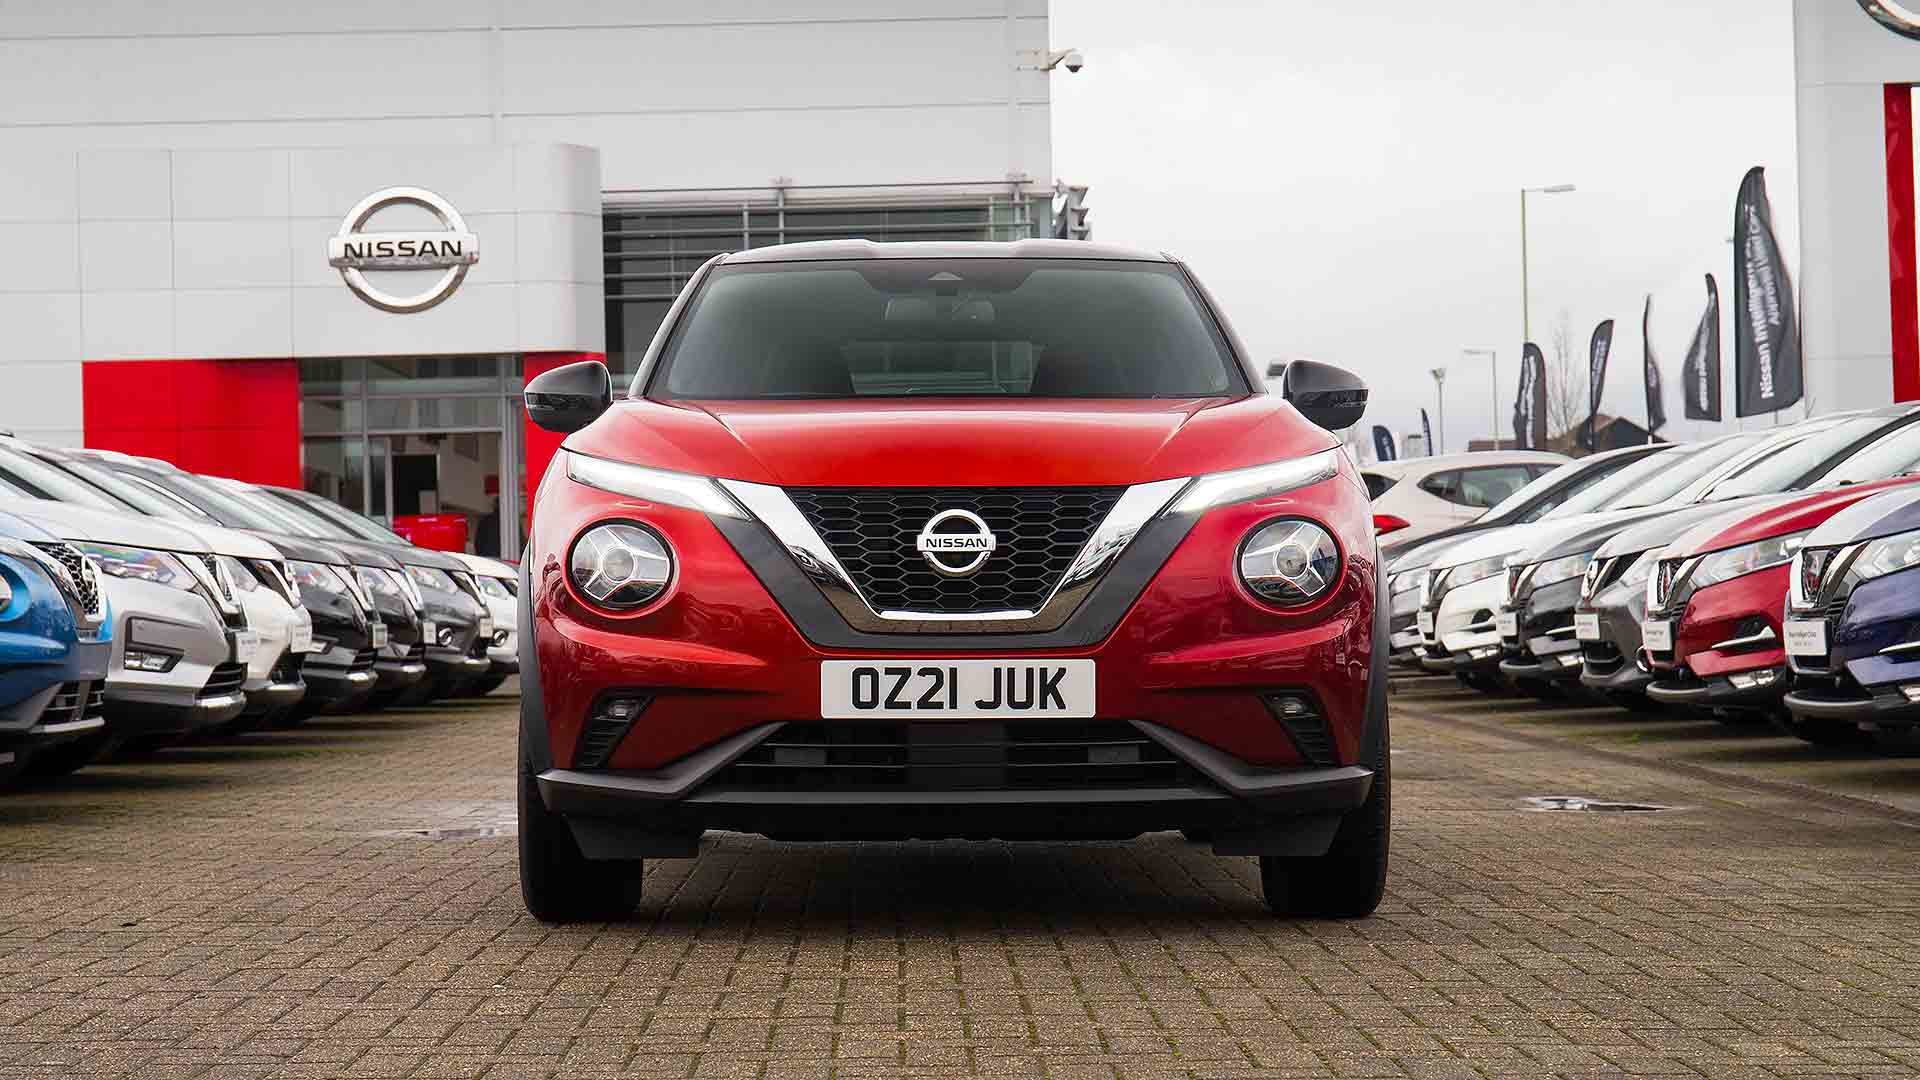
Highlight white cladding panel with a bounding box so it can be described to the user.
[1793,0,1920,409]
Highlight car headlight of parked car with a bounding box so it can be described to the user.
[1529,550,1596,590]
[570,523,674,610]
[1689,531,1808,591]
[356,565,408,608]
[405,564,459,594]
[566,452,746,518]
[217,554,260,594]
[287,559,355,603]
[74,542,198,591]
[1388,569,1423,615]
[1615,548,1663,594]
[1848,528,1920,583]
[1238,519,1340,607]
[1448,553,1515,591]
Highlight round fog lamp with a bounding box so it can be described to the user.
[570,523,673,610]
[1239,520,1340,607]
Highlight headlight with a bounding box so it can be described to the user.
[566,452,746,519]
[1388,570,1423,615]
[356,565,405,602]
[1237,519,1340,606]
[1618,548,1662,591]
[1168,450,1339,516]
[217,555,259,594]
[1690,531,1807,591]
[569,523,673,610]
[1531,550,1596,591]
[74,543,196,591]
[288,559,352,600]
[1850,528,1920,582]
[406,564,457,593]
[1448,553,1514,590]
[477,576,513,600]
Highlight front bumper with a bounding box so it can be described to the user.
[536,720,1373,855]
[1782,683,1920,730]
[304,645,379,707]
[1417,573,1505,674]
[1646,666,1789,710]
[100,581,248,735]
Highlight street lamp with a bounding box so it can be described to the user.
[1429,367,1448,454]
[1520,184,1577,345]
[1462,347,1497,449]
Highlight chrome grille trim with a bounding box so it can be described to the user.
[720,477,1191,634]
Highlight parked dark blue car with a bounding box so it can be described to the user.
[1782,485,1920,744]
[0,508,113,786]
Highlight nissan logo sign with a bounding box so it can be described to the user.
[327,186,479,314]
[915,509,998,578]
[1858,0,1920,39]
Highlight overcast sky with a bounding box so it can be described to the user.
[1050,0,1801,454]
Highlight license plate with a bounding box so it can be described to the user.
[1784,618,1828,657]
[370,621,389,649]
[1495,611,1519,638]
[478,616,494,639]
[1574,611,1601,642]
[420,618,437,644]
[1641,620,1672,652]
[289,617,314,655]
[232,629,259,664]
[820,660,1095,719]
[1417,610,1435,636]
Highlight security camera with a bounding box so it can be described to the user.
[1061,50,1085,73]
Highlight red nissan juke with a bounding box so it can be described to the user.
[516,240,1386,921]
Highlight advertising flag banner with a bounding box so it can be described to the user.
[1732,167,1804,416]
[1643,296,1667,435]
[1420,408,1433,457]
[1583,319,1614,450]
[1371,424,1396,462]
[1513,342,1546,449]
[1682,274,1723,420]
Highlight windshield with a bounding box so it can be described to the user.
[40,455,213,523]
[1706,414,1917,499]
[1816,420,1920,486]
[224,485,362,539]
[0,444,130,512]
[648,259,1245,400]
[275,490,410,544]
[1545,442,1725,517]
[132,468,316,533]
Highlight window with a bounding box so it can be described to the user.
[649,260,1244,400]
[1361,472,1399,500]
[1418,471,1463,503]
[1454,465,1537,508]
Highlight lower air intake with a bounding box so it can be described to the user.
[576,695,653,768]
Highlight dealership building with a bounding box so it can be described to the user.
[0,2,1063,558]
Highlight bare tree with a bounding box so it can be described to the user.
[1544,309,1587,446]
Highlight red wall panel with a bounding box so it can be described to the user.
[1888,85,1920,403]
[83,359,301,487]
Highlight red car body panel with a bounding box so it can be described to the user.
[563,396,1336,488]
[527,426,1376,774]
[1663,477,1920,677]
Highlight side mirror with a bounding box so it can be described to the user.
[525,360,613,434]
[1277,359,1368,430]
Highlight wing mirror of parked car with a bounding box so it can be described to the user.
[525,360,613,434]
[1277,359,1369,431]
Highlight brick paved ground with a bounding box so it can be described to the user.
[4,682,1920,1079]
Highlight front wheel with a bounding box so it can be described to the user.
[1260,710,1389,919]
[518,757,646,923]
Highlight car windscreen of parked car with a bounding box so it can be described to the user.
[649,259,1246,400]
[1704,412,1920,499]
[1815,421,1920,486]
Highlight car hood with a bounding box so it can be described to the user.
[242,530,379,569]
[1426,524,1529,570]
[0,496,211,552]
[452,551,516,579]
[564,395,1337,487]
[1805,481,1920,547]
[305,534,464,572]
[154,518,283,561]
[1667,478,1920,558]
[1506,506,1672,567]
[0,508,57,543]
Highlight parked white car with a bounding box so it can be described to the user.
[450,552,518,695]
[1363,451,1567,546]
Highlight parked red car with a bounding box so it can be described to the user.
[1644,475,1920,722]
[515,240,1388,922]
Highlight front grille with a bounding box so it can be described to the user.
[406,641,426,661]
[198,554,233,603]
[37,681,95,727]
[269,651,305,684]
[32,541,102,618]
[467,629,489,659]
[349,648,377,673]
[717,721,1202,791]
[199,662,247,699]
[786,487,1125,615]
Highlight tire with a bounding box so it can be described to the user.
[518,755,646,923]
[1260,706,1389,919]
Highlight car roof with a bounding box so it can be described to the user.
[718,238,1171,265]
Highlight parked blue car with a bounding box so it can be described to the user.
[1782,483,1920,744]
[0,508,113,786]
